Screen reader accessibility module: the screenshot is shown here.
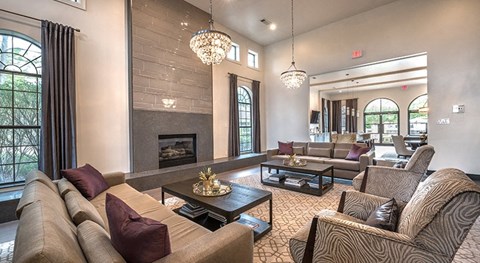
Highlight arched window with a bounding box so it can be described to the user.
[0,32,42,186]
[238,86,252,154]
[408,94,428,135]
[364,98,399,144]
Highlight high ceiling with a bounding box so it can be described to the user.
[185,0,399,46]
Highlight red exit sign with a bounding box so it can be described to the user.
[352,50,363,59]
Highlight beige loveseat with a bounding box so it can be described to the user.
[13,171,254,263]
[267,142,374,180]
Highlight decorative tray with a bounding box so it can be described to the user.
[192,181,233,197]
[282,159,308,167]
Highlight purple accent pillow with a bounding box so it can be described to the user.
[106,193,171,263]
[278,141,294,155]
[345,144,370,161]
[61,164,109,200]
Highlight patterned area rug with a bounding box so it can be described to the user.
[165,174,480,263]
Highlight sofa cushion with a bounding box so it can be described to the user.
[57,178,80,198]
[345,144,370,161]
[307,147,331,157]
[278,141,293,155]
[365,198,399,232]
[16,181,72,223]
[293,146,304,155]
[61,163,109,200]
[159,212,211,251]
[13,201,87,263]
[25,170,59,195]
[324,159,360,171]
[106,193,171,263]
[77,220,126,263]
[65,191,105,228]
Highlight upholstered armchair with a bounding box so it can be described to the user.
[392,135,415,158]
[352,145,435,203]
[289,168,480,263]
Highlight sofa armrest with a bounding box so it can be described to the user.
[266,149,279,160]
[358,150,375,172]
[338,191,391,221]
[102,172,126,187]
[362,166,423,203]
[154,222,253,263]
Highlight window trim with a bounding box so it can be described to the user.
[247,49,259,69]
[54,0,86,10]
[227,42,240,62]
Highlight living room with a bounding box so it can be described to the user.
[1,0,480,262]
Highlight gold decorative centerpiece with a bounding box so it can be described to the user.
[193,167,232,196]
[283,154,307,167]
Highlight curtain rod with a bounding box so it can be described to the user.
[228,72,259,83]
[0,8,81,32]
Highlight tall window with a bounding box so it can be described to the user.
[0,32,42,187]
[247,50,258,69]
[238,86,252,154]
[227,42,240,62]
[364,98,399,144]
[408,94,428,135]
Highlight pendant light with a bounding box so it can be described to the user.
[280,0,307,89]
[190,0,232,65]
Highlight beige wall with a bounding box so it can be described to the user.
[212,23,265,158]
[265,0,480,174]
[1,0,130,173]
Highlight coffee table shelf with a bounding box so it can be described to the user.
[162,178,272,241]
[260,160,334,196]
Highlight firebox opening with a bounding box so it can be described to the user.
[158,134,197,168]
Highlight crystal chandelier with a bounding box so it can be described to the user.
[280,0,307,89]
[190,0,232,65]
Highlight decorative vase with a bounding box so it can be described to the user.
[202,179,213,191]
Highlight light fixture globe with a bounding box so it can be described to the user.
[190,24,232,65]
[280,62,307,89]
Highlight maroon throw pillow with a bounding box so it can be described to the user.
[345,144,370,161]
[106,193,171,263]
[278,141,294,155]
[61,164,109,200]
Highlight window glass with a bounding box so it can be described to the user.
[247,50,258,68]
[238,87,252,154]
[364,98,399,144]
[0,32,41,186]
[227,42,240,62]
[408,94,428,135]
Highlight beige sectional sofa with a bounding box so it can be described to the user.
[267,142,374,180]
[14,171,254,263]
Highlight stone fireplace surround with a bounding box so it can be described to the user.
[133,110,213,172]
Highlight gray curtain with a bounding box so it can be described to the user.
[252,80,261,153]
[228,74,240,157]
[39,20,77,180]
[332,100,342,133]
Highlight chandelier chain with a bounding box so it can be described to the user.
[291,0,295,63]
[209,0,213,20]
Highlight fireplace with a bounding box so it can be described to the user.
[158,134,197,168]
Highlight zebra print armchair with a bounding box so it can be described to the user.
[289,168,480,263]
[352,145,435,203]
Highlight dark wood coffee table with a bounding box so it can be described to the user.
[161,178,272,241]
[260,160,334,196]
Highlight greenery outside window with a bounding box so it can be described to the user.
[0,32,42,187]
[408,94,428,135]
[238,86,252,154]
[364,98,399,144]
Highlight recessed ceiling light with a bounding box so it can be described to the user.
[269,23,277,30]
[260,18,276,30]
